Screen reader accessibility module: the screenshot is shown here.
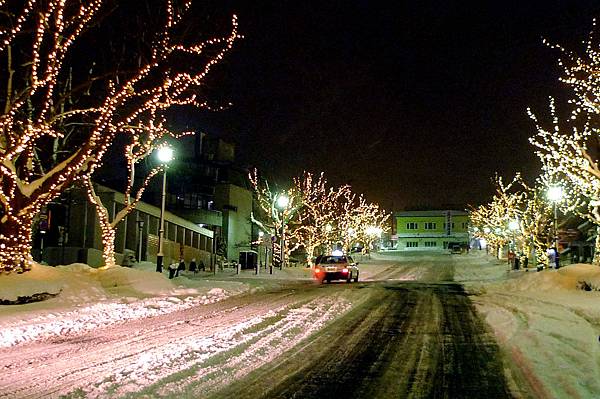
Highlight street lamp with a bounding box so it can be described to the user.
[547,185,563,251]
[508,219,520,251]
[275,193,289,269]
[136,219,145,262]
[155,145,174,273]
[365,226,383,253]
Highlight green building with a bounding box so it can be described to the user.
[395,210,469,251]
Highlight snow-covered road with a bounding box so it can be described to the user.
[0,285,351,398]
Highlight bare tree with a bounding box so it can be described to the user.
[336,191,389,254]
[470,174,552,263]
[292,172,349,265]
[249,169,302,266]
[528,26,600,263]
[0,0,240,273]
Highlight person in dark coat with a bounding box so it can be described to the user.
[176,258,185,276]
[168,262,177,279]
[189,258,197,273]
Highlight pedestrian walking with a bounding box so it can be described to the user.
[168,262,177,279]
[189,258,197,273]
[177,258,185,277]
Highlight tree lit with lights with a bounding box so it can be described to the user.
[336,190,390,254]
[529,23,600,263]
[292,172,349,266]
[248,169,302,266]
[249,169,389,264]
[0,0,240,273]
[470,174,553,264]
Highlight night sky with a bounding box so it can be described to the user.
[183,0,600,210]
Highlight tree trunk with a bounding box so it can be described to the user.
[0,214,34,273]
[593,227,600,266]
[95,200,117,268]
[84,180,116,268]
[305,244,316,267]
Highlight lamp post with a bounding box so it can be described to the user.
[155,146,174,273]
[257,231,264,275]
[547,185,563,251]
[365,226,383,256]
[276,193,289,269]
[136,219,145,262]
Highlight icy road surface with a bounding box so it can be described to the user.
[2,253,599,398]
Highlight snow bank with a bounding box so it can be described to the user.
[0,263,64,302]
[0,289,231,348]
[469,256,600,398]
[494,264,600,292]
[0,263,249,347]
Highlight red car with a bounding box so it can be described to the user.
[312,254,359,283]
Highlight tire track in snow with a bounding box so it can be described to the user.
[0,288,320,398]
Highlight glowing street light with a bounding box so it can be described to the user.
[547,185,564,251]
[155,145,174,273]
[547,185,563,202]
[276,194,290,210]
[275,193,289,270]
[156,146,174,163]
[508,219,519,231]
[366,226,383,236]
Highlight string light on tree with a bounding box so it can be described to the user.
[529,22,600,263]
[0,0,240,273]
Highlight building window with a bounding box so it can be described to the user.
[424,241,437,247]
[424,222,436,230]
[406,241,419,248]
[443,222,455,229]
[461,222,468,229]
[406,222,418,230]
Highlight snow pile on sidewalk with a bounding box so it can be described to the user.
[470,257,600,398]
[0,263,247,347]
[0,288,230,348]
[496,263,600,292]
[0,262,176,304]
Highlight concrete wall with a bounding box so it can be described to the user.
[214,183,253,262]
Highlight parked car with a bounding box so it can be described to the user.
[313,254,359,283]
[450,244,462,254]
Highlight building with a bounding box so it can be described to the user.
[144,132,254,263]
[395,210,469,251]
[33,184,215,268]
[33,132,254,268]
[214,183,253,262]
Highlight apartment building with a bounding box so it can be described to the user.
[395,210,469,251]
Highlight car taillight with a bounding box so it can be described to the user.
[315,268,320,273]
[342,268,348,273]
